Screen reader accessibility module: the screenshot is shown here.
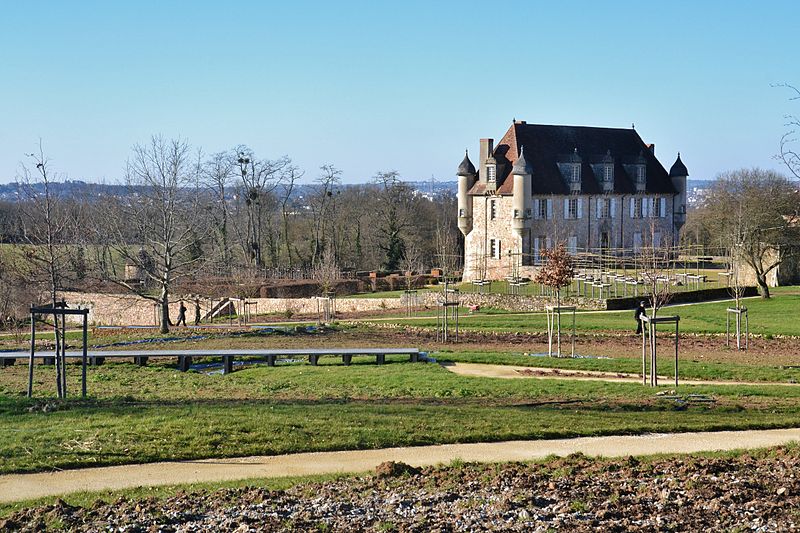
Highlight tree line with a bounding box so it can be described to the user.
[0,136,460,332]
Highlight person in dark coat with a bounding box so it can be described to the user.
[634,301,647,334]
[176,301,187,326]
[194,298,201,326]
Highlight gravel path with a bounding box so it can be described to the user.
[5,445,800,531]
[442,361,799,386]
[3,428,800,504]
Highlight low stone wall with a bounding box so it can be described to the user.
[414,292,606,312]
[59,292,408,326]
[252,296,405,317]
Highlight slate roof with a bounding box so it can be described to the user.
[468,122,677,196]
[669,153,689,177]
[457,150,476,176]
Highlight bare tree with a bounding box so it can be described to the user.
[232,147,290,269]
[14,142,83,396]
[95,136,209,333]
[777,83,800,180]
[308,164,341,266]
[203,151,235,270]
[279,166,303,268]
[0,255,38,341]
[312,245,339,295]
[636,220,676,318]
[373,171,415,271]
[402,240,425,290]
[724,205,749,310]
[434,218,461,281]
[15,142,76,307]
[703,168,799,298]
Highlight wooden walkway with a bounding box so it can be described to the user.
[0,347,422,374]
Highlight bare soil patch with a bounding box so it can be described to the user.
[5,445,800,531]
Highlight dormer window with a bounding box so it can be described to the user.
[557,148,582,193]
[571,164,580,182]
[601,150,614,193]
[635,151,647,193]
[487,165,496,182]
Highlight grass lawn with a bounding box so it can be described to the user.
[3,357,800,474]
[364,294,800,337]
[433,350,800,384]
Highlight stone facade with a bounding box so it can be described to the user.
[463,194,678,280]
[458,121,688,281]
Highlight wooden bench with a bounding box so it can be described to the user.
[0,348,423,375]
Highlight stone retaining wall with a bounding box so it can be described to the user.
[413,292,606,312]
[60,292,407,326]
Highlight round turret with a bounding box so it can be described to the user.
[457,150,477,236]
[512,147,532,235]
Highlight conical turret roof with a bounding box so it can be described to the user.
[457,150,476,176]
[669,153,688,177]
[512,146,532,175]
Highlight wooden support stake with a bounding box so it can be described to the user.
[82,313,88,397]
[27,311,35,398]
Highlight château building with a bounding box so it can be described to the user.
[457,120,688,281]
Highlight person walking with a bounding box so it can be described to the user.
[176,301,187,327]
[194,299,201,326]
[634,301,647,334]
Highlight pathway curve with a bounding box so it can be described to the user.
[2,428,800,503]
[442,361,799,387]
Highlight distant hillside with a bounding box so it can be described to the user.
[0,178,458,203]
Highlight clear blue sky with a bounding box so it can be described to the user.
[1,1,798,184]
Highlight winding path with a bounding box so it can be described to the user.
[3,428,800,503]
[442,361,800,386]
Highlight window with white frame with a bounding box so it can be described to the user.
[600,197,611,218]
[603,164,613,182]
[633,197,643,218]
[651,197,662,217]
[568,235,578,254]
[487,165,496,182]
[636,165,646,183]
[489,238,501,259]
[490,199,497,220]
[568,197,579,219]
[538,199,548,219]
[633,232,643,252]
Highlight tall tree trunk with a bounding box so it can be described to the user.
[160,284,170,334]
[756,274,771,299]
